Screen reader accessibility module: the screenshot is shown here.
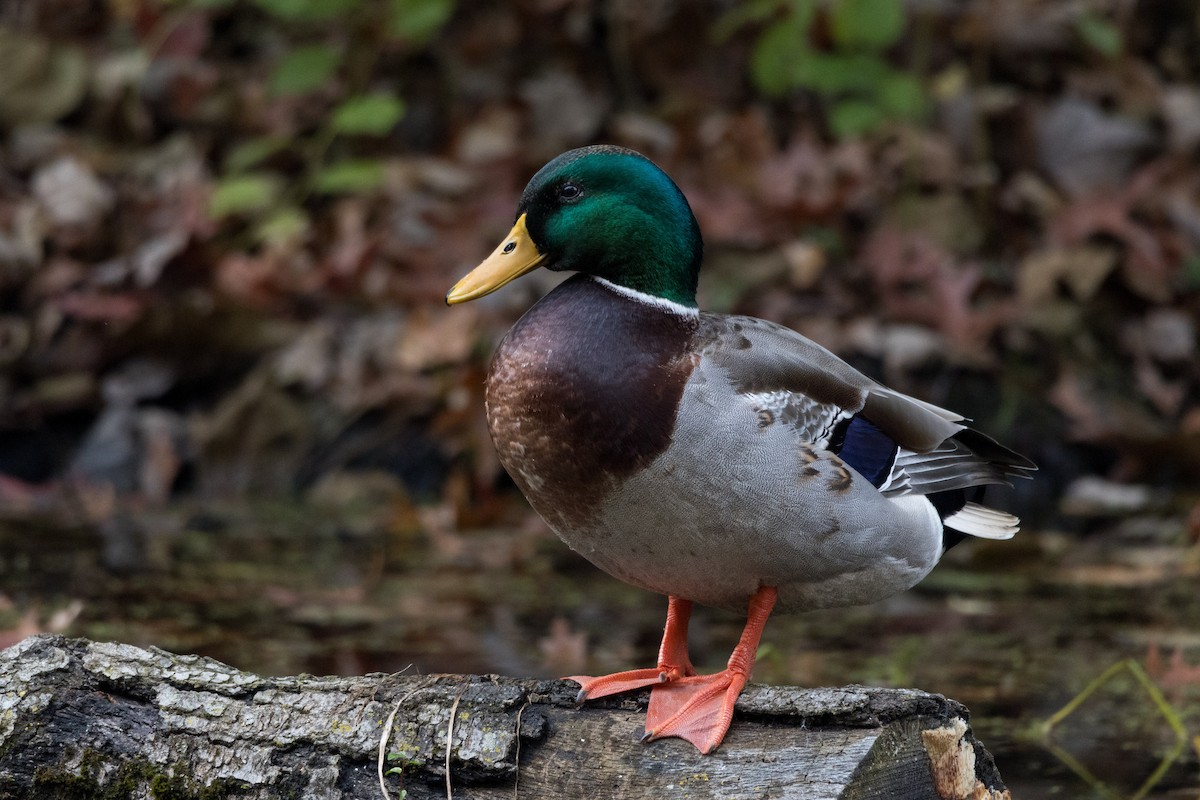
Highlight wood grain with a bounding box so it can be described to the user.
[0,635,1009,799]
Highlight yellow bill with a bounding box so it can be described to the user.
[446,214,546,305]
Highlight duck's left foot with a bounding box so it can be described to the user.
[644,584,779,754]
[566,586,778,755]
[565,594,696,701]
[643,669,747,754]
[567,667,685,702]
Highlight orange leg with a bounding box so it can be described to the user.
[643,585,778,754]
[567,595,696,701]
[568,586,779,755]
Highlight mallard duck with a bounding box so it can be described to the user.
[446,145,1034,754]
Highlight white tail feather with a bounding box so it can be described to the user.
[943,501,1020,540]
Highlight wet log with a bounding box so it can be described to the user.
[0,635,1009,799]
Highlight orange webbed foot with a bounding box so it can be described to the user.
[643,585,778,754]
[566,587,778,755]
[567,668,673,702]
[644,669,748,754]
[566,595,696,701]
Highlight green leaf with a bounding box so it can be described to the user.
[794,52,889,93]
[209,173,282,218]
[876,71,926,119]
[1077,13,1122,58]
[390,0,454,42]
[830,0,905,49]
[312,159,385,193]
[224,137,289,173]
[750,14,812,96]
[0,30,88,125]
[255,206,310,245]
[330,93,405,136]
[269,44,340,96]
[828,99,886,139]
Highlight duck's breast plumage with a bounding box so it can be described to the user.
[485,275,699,532]
[486,276,1025,613]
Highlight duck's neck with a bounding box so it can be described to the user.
[586,215,701,308]
[591,276,700,318]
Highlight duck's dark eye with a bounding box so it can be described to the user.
[559,182,582,200]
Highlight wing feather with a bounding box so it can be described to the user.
[697,314,964,450]
[696,313,1035,499]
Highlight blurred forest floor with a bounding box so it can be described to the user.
[1,0,1199,796]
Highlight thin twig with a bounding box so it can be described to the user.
[512,701,530,800]
[445,685,467,800]
[377,697,405,800]
[375,670,424,800]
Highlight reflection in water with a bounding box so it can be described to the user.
[1,498,1197,798]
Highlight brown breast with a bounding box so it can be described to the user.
[485,276,698,531]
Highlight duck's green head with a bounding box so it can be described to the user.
[446,146,703,308]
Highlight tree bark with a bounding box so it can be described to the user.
[0,635,1009,799]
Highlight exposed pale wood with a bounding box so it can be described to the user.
[0,635,1009,799]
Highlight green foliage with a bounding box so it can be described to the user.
[255,206,310,245]
[270,44,341,95]
[210,173,283,217]
[385,751,424,800]
[795,52,888,93]
[830,0,904,48]
[0,28,88,125]
[1076,12,1122,58]
[390,0,455,42]
[223,137,289,173]
[876,71,924,117]
[722,0,927,139]
[312,159,386,193]
[749,9,813,96]
[1042,659,1189,800]
[828,99,886,139]
[331,94,406,136]
[166,0,454,241]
